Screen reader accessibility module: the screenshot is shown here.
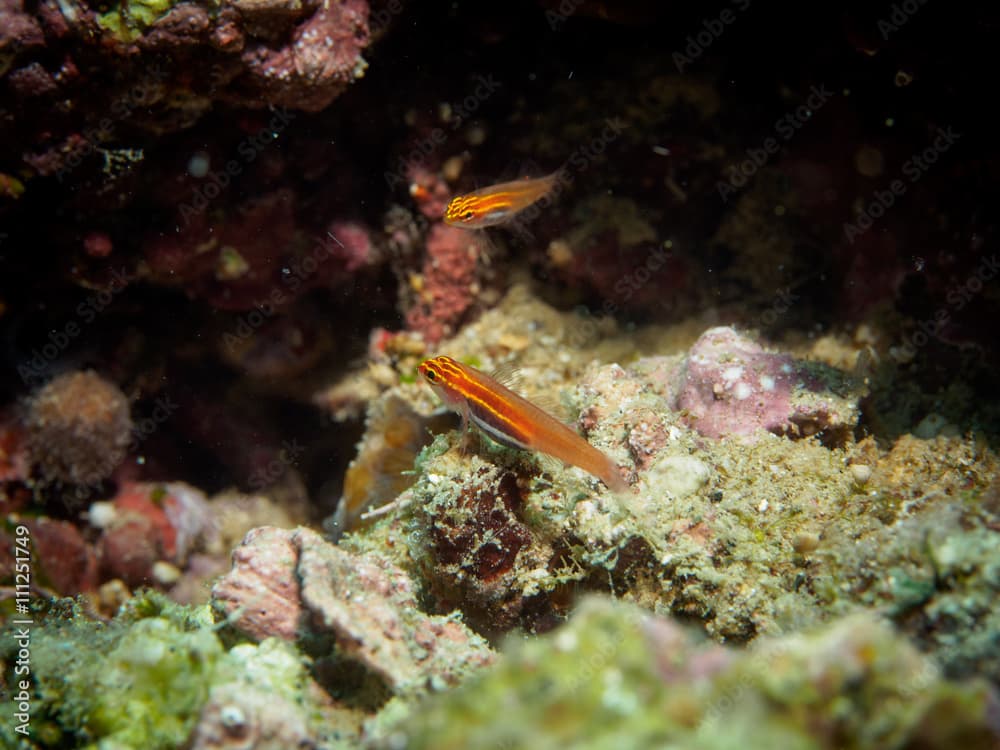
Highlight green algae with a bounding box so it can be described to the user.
[366,597,998,750]
[96,0,186,43]
[0,591,331,749]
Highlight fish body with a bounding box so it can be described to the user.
[444,172,561,229]
[418,355,628,492]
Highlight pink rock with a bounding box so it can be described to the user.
[211,526,302,641]
[674,327,860,444]
[98,516,160,588]
[235,0,370,112]
[212,525,495,693]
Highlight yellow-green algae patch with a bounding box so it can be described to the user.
[366,596,997,750]
[0,591,351,749]
[97,0,192,42]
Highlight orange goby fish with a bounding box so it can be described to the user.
[418,355,629,493]
[444,172,562,229]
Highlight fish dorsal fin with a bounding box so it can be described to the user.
[491,362,575,422]
[489,361,524,390]
[495,157,548,184]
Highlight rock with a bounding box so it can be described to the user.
[644,454,711,499]
[211,526,302,642]
[674,326,862,445]
[20,518,99,594]
[212,526,494,694]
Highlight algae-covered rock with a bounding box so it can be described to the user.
[367,597,1000,750]
[0,592,349,749]
[340,285,999,683]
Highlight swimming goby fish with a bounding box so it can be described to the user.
[418,355,629,493]
[444,172,562,229]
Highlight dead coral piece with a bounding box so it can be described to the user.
[211,526,303,641]
[212,526,494,694]
[25,370,133,485]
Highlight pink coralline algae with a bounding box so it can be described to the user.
[230,0,370,112]
[212,526,495,694]
[211,526,303,641]
[406,164,452,221]
[405,224,485,343]
[674,327,861,445]
[326,219,375,272]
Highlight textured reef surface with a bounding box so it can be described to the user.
[2,0,999,748]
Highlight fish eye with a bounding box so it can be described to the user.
[463,211,474,220]
[425,370,436,381]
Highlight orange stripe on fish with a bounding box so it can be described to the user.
[418,355,629,493]
[444,172,562,229]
